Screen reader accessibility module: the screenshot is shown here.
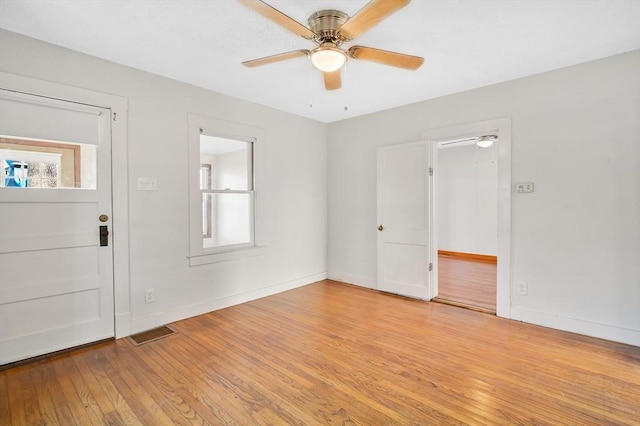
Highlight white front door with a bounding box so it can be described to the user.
[377,141,432,299]
[0,89,115,365]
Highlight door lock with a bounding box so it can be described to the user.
[99,214,109,222]
[377,225,384,231]
[99,225,109,247]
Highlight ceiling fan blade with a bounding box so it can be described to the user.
[238,0,317,39]
[349,45,423,70]
[337,0,410,40]
[323,70,342,91]
[242,50,309,67]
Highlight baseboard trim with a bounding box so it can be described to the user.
[129,272,327,334]
[438,250,497,263]
[327,271,377,289]
[510,307,640,347]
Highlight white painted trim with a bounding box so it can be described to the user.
[188,246,267,267]
[130,272,327,334]
[0,71,131,340]
[328,271,377,289]
[115,312,132,338]
[511,307,640,347]
[187,114,267,266]
[421,117,512,318]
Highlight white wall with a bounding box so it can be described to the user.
[438,144,498,255]
[0,30,328,333]
[1,29,638,346]
[328,50,640,345]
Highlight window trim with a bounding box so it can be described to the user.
[188,114,265,266]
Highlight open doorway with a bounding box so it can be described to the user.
[422,118,511,317]
[433,135,498,313]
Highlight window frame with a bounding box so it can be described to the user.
[200,133,254,250]
[188,114,265,266]
[200,163,212,238]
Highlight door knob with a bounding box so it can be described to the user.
[377,225,384,231]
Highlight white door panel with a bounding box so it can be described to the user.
[0,89,114,365]
[0,91,102,145]
[377,141,432,299]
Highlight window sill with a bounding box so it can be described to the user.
[188,245,266,267]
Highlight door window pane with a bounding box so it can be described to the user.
[0,136,97,189]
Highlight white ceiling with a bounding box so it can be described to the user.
[1,0,639,123]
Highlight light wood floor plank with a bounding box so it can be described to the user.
[50,356,94,425]
[438,255,497,310]
[31,361,65,425]
[1,280,639,425]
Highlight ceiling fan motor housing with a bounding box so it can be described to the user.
[308,10,349,44]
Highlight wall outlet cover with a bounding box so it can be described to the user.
[145,288,155,303]
[516,281,528,295]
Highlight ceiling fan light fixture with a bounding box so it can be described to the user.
[476,135,498,148]
[310,44,346,72]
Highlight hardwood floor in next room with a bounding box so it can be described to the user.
[437,254,497,312]
[1,280,638,425]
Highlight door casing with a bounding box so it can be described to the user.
[422,117,512,318]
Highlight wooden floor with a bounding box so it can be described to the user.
[437,255,497,311]
[2,280,639,425]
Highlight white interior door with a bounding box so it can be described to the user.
[377,141,432,299]
[0,89,114,365]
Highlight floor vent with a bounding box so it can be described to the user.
[128,325,177,346]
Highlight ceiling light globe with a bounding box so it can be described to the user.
[476,135,497,148]
[476,140,493,148]
[311,46,346,72]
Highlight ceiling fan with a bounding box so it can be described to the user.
[239,0,424,90]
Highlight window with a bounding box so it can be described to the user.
[188,115,264,266]
[200,133,253,249]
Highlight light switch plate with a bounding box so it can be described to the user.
[137,177,158,191]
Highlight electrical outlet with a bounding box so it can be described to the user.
[516,281,528,295]
[145,288,155,304]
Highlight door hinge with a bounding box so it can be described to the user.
[428,262,433,271]
[429,167,433,176]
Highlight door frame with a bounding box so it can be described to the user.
[0,71,131,337]
[421,117,512,318]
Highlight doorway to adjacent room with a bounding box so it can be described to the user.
[433,134,498,312]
